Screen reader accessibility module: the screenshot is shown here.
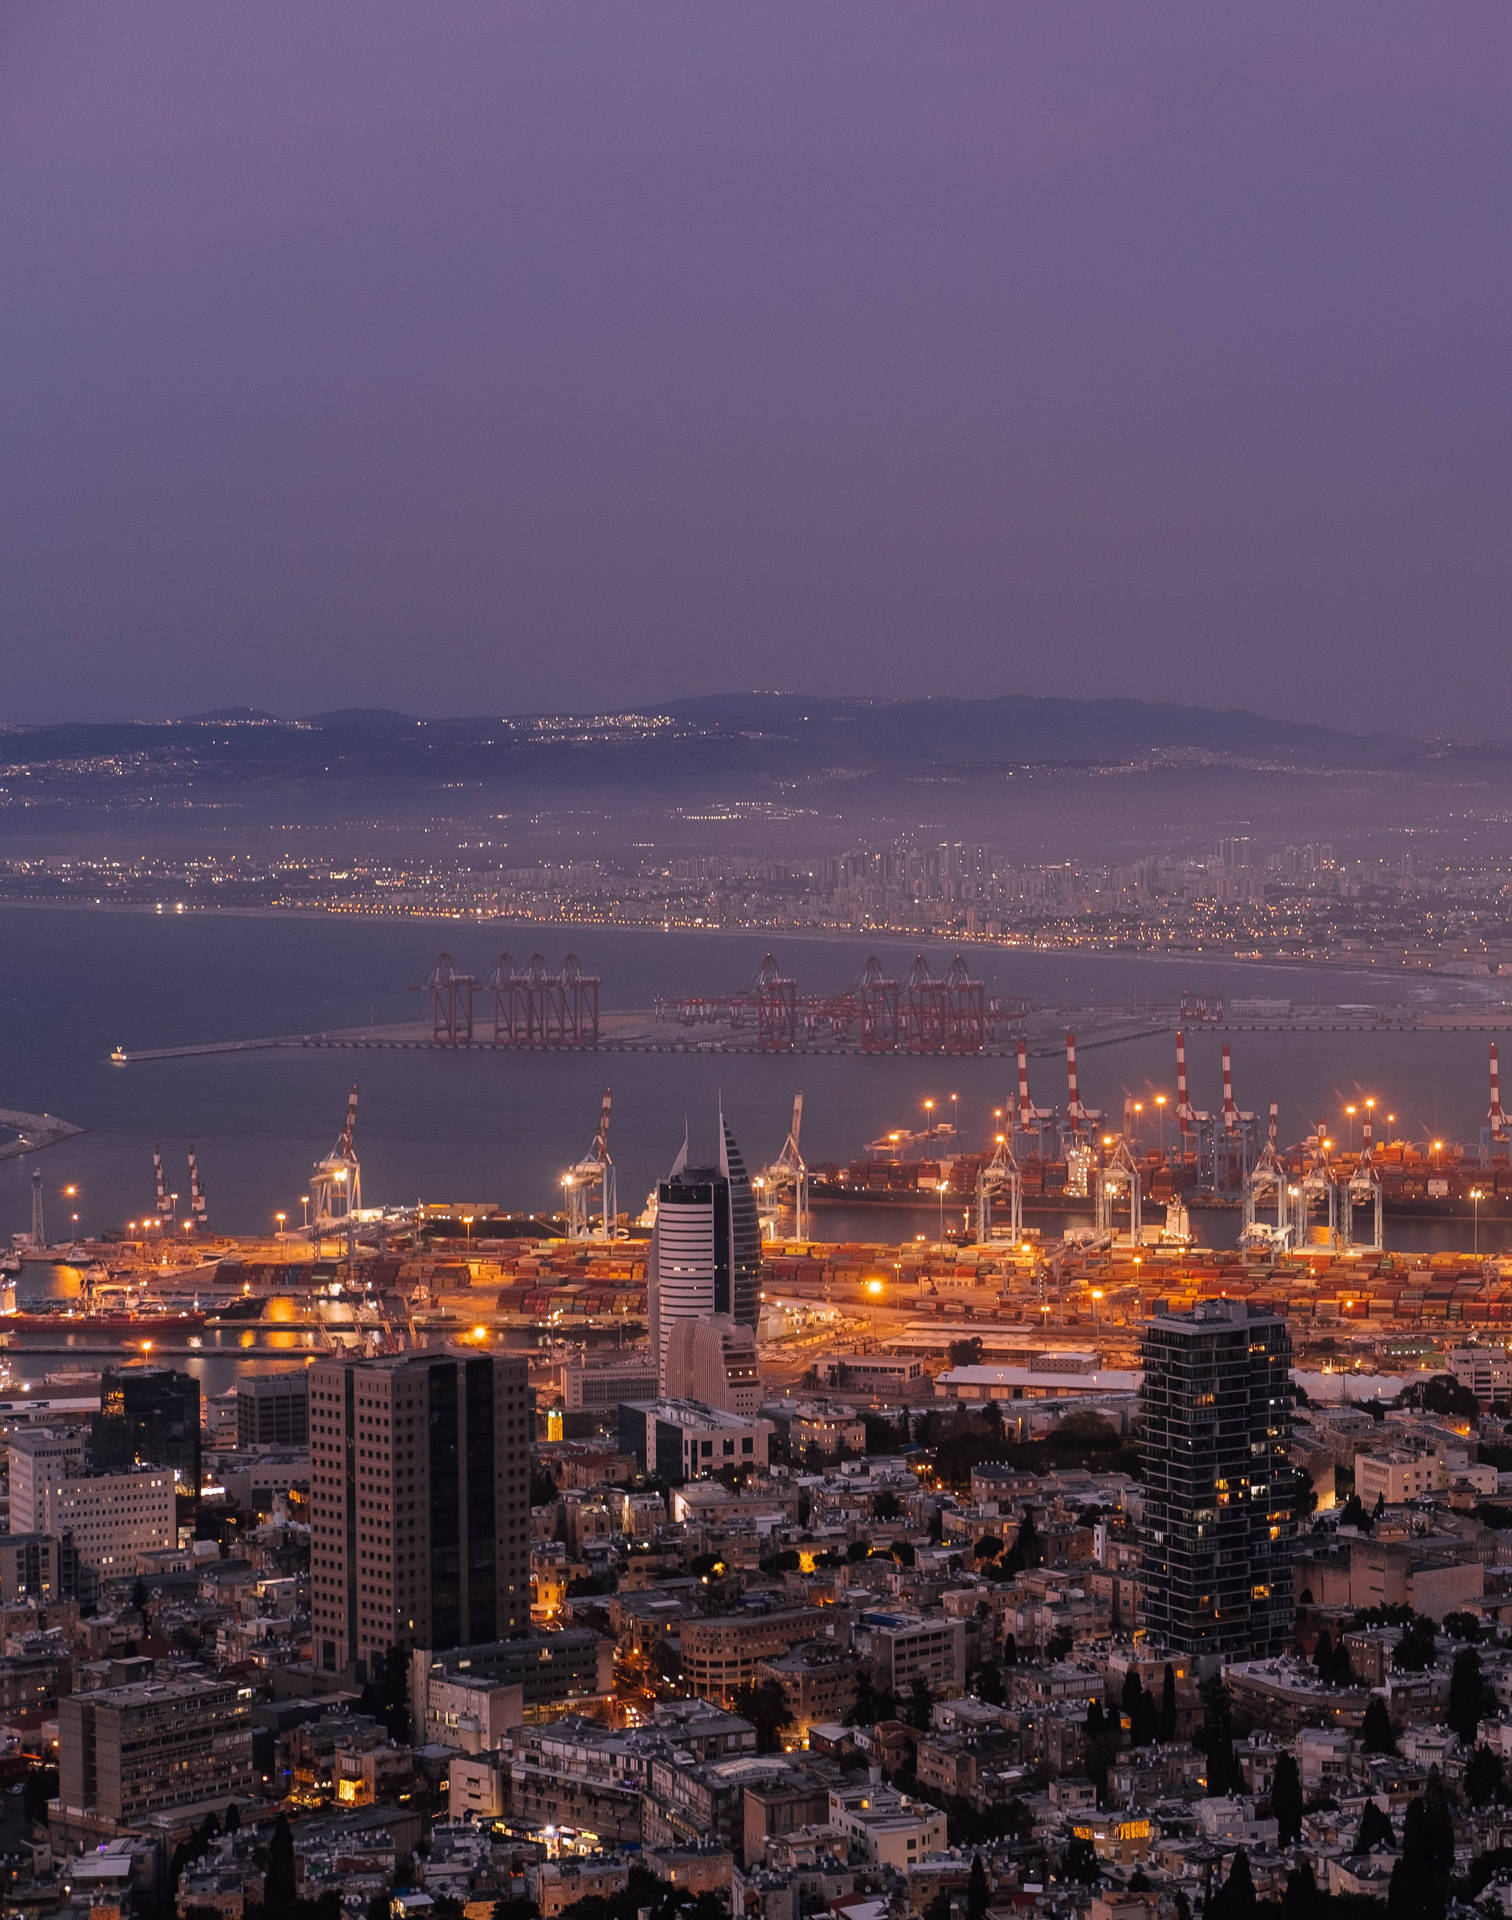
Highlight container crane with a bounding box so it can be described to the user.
[1208,1042,1259,1196]
[975,1131,1023,1245]
[563,1088,617,1240]
[756,1093,810,1241]
[310,1086,362,1243]
[152,1147,174,1224]
[1241,1100,1292,1254]
[1062,1033,1102,1199]
[1342,1125,1384,1254]
[1173,1031,1209,1159]
[1094,1135,1142,1245]
[1290,1121,1340,1251]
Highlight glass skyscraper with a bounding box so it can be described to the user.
[649,1109,762,1394]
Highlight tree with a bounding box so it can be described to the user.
[1338,1492,1373,1533]
[1464,1743,1504,1810]
[1361,1695,1397,1756]
[1120,1668,1143,1720]
[976,1662,1004,1706]
[1282,1863,1318,1920]
[906,1678,934,1731]
[1443,1610,1481,1643]
[1210,1848,1257,1920]
[529,1463,560,1508]
[967,1853,989,1920]
[873,1489,902,1522]
[1159,1662,1177,1742]
[1448,1645,1485,1744]
[948,1337,984,1367]
[264,1813,296,1911]
[1130,1688,1158,1750]
[1271,1752,1303,1845]
[1394,1615,1438,1674]
[731,1680,791,1754]
[1357,1799,1395,1853]
[1418,1374,1479,1420]
[1062,1837,1100,1886]
[225,1802,240,1834]
[1313,1629,1335,1683]
[974,1536,1002,1562]
[1003,1508,1040,1574]
[1002,1633,1018,1667]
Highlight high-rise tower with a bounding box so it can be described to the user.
[309,1352,533,1681]
[649,1110,762,1393]
[1139,1300,1295,1667]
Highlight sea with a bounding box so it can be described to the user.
[1,902,1509,1387]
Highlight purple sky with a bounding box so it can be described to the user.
[4,4,1511,732]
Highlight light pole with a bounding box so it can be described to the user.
[937,1179,949,1250]
[1091,1287,1103,1336]
[1155,1095,1167,1158]
[301,1195,311,1232]
[1345,1105,1356,1152]
[275,1211,287,1240]
[463,1214,475,1250]
[1132,1101,1143,1150]
[1471,1188,1484,1257]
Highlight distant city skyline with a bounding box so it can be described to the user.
[5,5,1512,732]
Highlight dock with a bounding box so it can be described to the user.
[0,1108,85,1162]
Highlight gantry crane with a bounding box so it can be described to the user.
[1241,1100,1292,1254]
[1095,1135,1142,1244]
[310,1087,362,1247]
[975,1131,1023,1245]
[757,1093,810,1241]
[564,1088,618,1239]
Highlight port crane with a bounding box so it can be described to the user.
[1241,1100,1292,1254]
[1062,1034,1102,1198]
[563,1088,618,1240]
[974,1130,1023,1245]
[1482,1043,1512,1168]
[756,1093,810,1241]
[1009,1039,1057,1157]
[187,1149,207,1232]
[1342,1116,1384,1254]
[1173,1031,1210,1162]
[1207,1042,1259,1196]
[1092,1134,1142,1244]
[152,1148,175,1224]
[1290,1121,1341,1250]
[310,1087,362,1243]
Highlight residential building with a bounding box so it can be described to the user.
[58,1678,253,1827]
[1449,1347,1512,1406]
[826,1781,948,1870]
[309,1352,533,1681]
[1354,1448,1448,1504]
[855,1613,967,1698]
[649,1115,761,1392]
[618,1399,773,1483]
[681,1606,835,1703]
[1139,1301,1295,1666]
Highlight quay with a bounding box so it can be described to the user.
[0,1108,84,1162]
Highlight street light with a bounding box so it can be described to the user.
[463,1214,475,1249]
[1471,1187,1484,1257]
[937,1178,949,1249]
[1091,1288,1103,1335]
[275,1211,286,1238]
[1155,1094,1167,1157]
[301,1195,311,1231]
[1345,1105,1357,1151]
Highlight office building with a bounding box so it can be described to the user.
[661,1314,761,1414]
[93,1367,202,1497]
[58,1678,253,1827]
[309,1352,533,1681]
[0,1533,74,1604]
[561,1358,659,1416]
[649,1113,761,1393]
[9,1430,174,1576]
[1139,1301,1295,1666]
[236,1371,310,1448]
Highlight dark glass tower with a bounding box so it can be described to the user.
[1140,1300,1295,1667]
[94,1366,202,1497]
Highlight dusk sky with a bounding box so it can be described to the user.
[4,5,1511,734]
